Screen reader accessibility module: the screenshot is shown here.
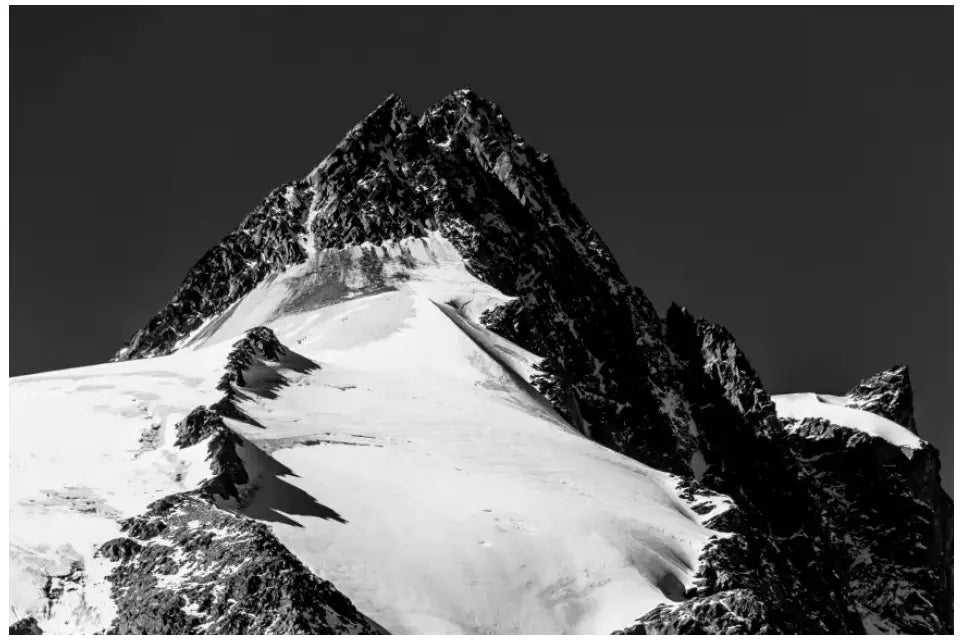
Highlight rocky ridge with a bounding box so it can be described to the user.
[844,364,918,434]
[624,305,862,634]
[113,185,312,362]
[95,328,384,634]
[617,307,951,633]
[98,493,383,635]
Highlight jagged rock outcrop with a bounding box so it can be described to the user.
[630,305,861,634]
[97,537,142,563]
[845,364,918,434]
[620,305,952,634]
[9,617,43,635]
[173,406,248,501]
[216,327,289,391]
[209,326,318,426]
[99,327,383,634]
[99,494,384,634]
[174,406,228,448]
[780,417,952,632]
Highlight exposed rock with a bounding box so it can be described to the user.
[782,416,952,633]
[217,326,290,392]
[200,426,249,502]
[630,305,951,634]
[96,537,142,563]
[211,326,318,425]
[845,364,918,433]
[616,590,774,635]
[101,494,385,634]
[173,406,226,448]
[113,182,313,361]
[172,406,248,501]
[9,617,43,635]
[419,91,699,476]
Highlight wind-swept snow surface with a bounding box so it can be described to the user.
[10,236,729,634]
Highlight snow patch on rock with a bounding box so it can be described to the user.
[772,393,925,450]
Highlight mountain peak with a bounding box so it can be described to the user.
[306,92,414,188]
[113,87,700,476]
[420,87,516,148]
[342,92,413,140]
[364,91,408,120]
[13,88,952,636]
[435,86,491,108]
[845,364,918,433]
[365,92,410,124]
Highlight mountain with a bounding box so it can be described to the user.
[9,89,951,634]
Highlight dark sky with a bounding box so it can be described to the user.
[10,7,953,491]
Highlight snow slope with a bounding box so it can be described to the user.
[10,236,731,633]
[9,345,232,632]
[772,392,924,450]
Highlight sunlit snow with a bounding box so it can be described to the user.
[10,235,730,633]
[772,392,924,450]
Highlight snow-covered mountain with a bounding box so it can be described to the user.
[9,90,952,634]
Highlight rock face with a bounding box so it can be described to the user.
[9,617,43,635]
[782,417,952,633]
[100,494,385,635]
[845,364,918,434]
[216,326,290,391]
[618,306,951,634]
[637,305,862,634]
[107,89,950,633]
[173,407,249,501]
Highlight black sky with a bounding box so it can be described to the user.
[10,6,953,491]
